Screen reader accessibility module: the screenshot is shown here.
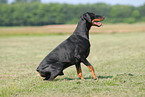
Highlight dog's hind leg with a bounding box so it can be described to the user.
[43,73,51,80]
[47,70,61,81]
[46,62,64,81]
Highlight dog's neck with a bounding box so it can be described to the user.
[73,18,92,39]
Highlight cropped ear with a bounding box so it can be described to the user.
[82,13,92,23]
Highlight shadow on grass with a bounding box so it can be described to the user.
[84,75,113,80]
[98,75,113,79]
[116,73,134,76]
[55,75,114,81]
[55,73,134,81]
[55,77,79,81]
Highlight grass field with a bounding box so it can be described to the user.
[0,24,145,97]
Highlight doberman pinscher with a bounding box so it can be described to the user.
[36,12,105,81]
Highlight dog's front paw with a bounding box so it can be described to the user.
[93,76,98,80]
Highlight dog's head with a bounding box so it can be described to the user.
[82,12,105,27]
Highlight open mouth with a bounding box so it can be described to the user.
[92,18,104,27]
[93,21,103,27]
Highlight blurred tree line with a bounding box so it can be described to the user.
[0,0,145,26]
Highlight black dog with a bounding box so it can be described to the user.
[36,12,105,81]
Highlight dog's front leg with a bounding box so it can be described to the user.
[81,59,98,80]
[75,63,84,79]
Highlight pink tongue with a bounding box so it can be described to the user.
[94,22,102,26]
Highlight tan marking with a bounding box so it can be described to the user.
[38,72,42,77]
[87,65,98,80]
[76,65,84,79]
[52,78,55,81]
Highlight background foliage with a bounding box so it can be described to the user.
[0,0,145,26]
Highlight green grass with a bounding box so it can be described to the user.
[0,33,145,97]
